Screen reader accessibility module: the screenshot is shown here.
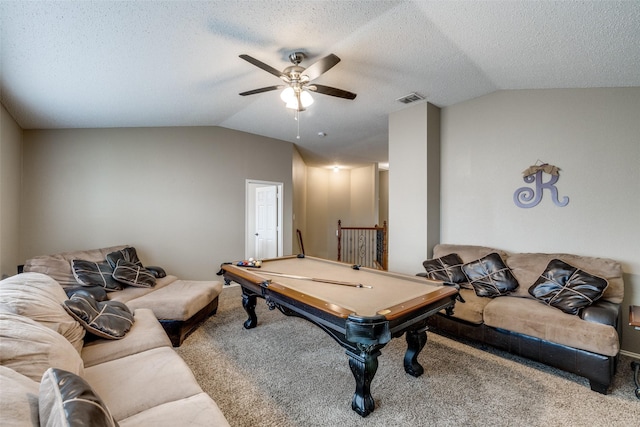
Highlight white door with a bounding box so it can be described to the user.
[246,180,283,260]
[255,185,277,259]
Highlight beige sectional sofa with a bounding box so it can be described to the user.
[22,245,223,346]
[419,244,624,394]
[0,272,230,426]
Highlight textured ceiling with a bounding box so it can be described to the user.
[1,1,639,167]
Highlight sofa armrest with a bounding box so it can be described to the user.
[580,300,621,329]
[145,265,167,278]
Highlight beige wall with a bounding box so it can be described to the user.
[388,102,440,273]
[439,88,640,354]
[291,147,307,255]
[378,170,388,227]
[0,105,23,279]
[19,126,294,280]
[303,164,378,260]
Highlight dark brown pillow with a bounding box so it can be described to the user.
[461,253,519,297]
[105,247,143,269]
[422,253,470,289]
[112,259,156,288]
[71,260,123,292]
[40,368,119,427]
[529,259,608,315]
[63,294,134,339]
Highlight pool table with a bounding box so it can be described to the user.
[220,255,458,417]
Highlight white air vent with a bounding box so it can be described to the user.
[396,92,425,104]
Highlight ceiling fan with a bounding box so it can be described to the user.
[239,52,357,112]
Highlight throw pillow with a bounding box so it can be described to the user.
[72,260,123,292]
[112,259,156,288]
[528,259,609,315]
[422,253,470,289]
[461,253,519,297]
[63,294,134,340]
[40,368,118,427]
[105,247,142,269]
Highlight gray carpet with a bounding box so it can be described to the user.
[176,285,640,427]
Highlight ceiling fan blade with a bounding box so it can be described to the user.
[303,54,341,81]
[239,54,284,78]
[239,85,282,96]
[309,84,357,100]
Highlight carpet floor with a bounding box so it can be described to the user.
[176,285,640,427]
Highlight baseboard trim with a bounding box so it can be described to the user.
[620,349,640,360]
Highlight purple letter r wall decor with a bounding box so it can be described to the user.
[513,163,569,209]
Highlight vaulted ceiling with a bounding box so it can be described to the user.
[2,1,639,167]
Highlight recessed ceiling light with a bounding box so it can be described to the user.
[318,131,327,137]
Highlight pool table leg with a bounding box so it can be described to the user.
[242,292,258,329]
[404,328,427,377]
[347,348,381,417]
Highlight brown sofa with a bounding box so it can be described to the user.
[22,245,223,346]
[419,244,624,394]
[0,272,230,426]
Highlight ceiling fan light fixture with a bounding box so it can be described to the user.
[300,90,314,107]
[280,87,295,103]
[281,87,314,110]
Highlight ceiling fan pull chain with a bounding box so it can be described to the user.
[296,110,300,139]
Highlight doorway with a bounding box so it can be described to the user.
[245,180,283,260]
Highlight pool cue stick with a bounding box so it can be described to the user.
[256,270,372,289]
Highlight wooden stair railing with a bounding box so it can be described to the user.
[337,220,388,270]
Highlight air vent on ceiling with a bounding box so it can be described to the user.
[396,92,425,104]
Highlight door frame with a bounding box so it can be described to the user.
[245,179,283,260]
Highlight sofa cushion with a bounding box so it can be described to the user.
[434,244,508,264]
[0,366,40,427]
[0,312,84,382]
[528,259,608,315]
[40,368,118,427]
[105,275,177,304]
[83,347,205,421]
[72,260,124,292]
[461,253,519,297]
[23,245,128,288]
[506,252,624,304]
[440,288,489,324]
[112,260,156,288]
[125,279,223,321]
[483,296,619,356]
[63,294,134,339]
[0,272,85,352]
[422,254,470,289]
[81,309,172,367]
[106,247,143,269]
[117,393,230,427]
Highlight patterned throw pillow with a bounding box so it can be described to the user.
[72,260,123,291]
[63,294,134,339]
[105,247,143,269]
[40,368,118,427]
[529,259,608,315]
[422,254,471,289]
[461,253,519,297]
[112,259,156,288]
